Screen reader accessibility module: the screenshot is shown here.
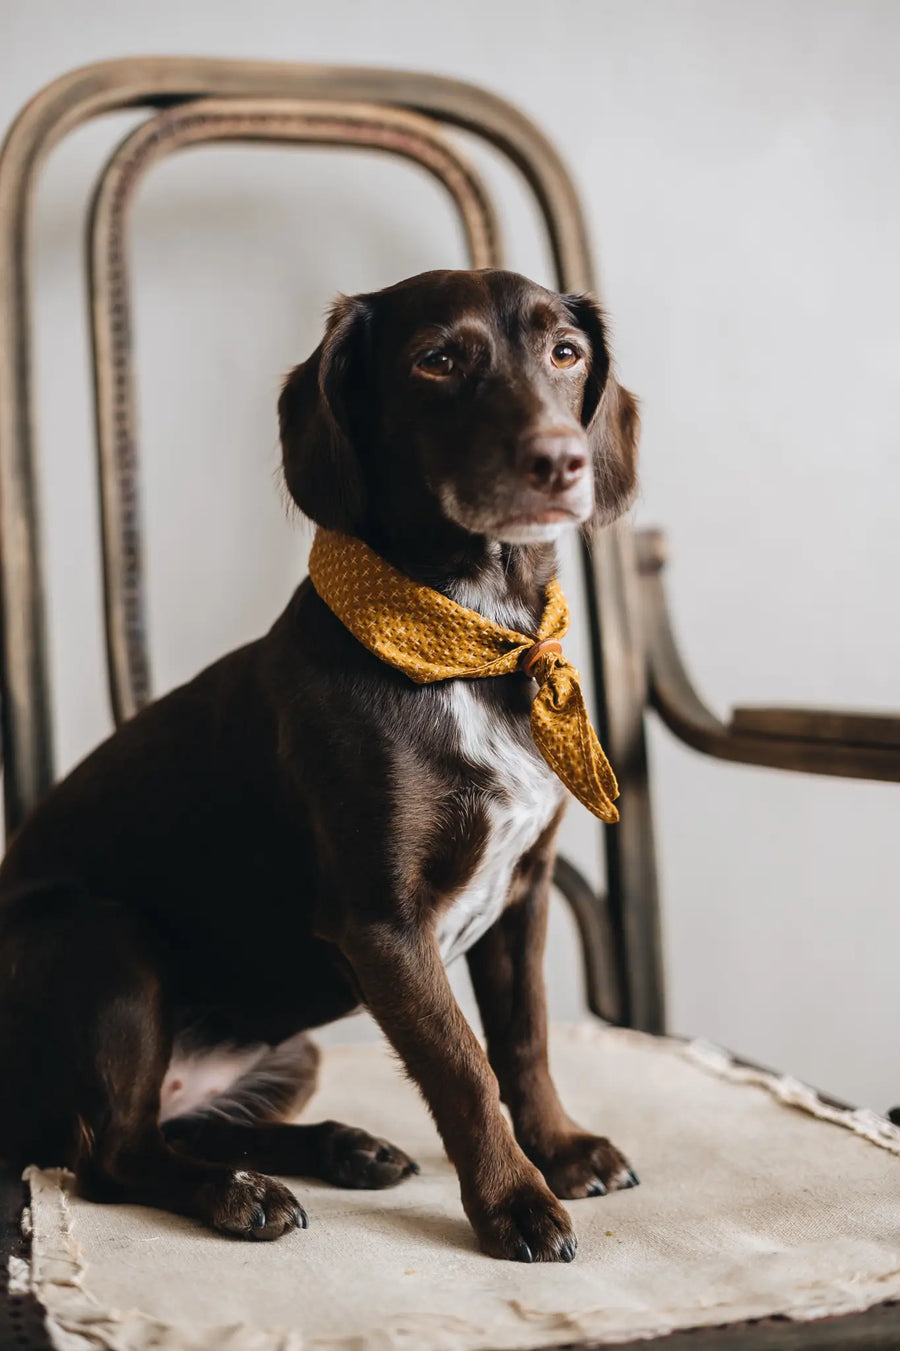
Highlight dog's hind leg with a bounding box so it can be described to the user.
[0,886,306,1240]
[162,1034,419,1189]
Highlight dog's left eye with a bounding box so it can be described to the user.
[550,342,581,369]
[414,351,455,378]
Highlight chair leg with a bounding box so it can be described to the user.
[579,524,666,1035]
[552,855,623,1025]
[605,771,666,1034]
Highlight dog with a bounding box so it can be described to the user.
[0,268,639,1262]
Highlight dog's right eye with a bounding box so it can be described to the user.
[414,351,455,379]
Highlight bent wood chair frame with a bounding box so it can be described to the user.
[0,58,898,1351]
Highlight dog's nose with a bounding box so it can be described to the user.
[518,430,587,494]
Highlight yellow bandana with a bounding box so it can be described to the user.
[308,529,619,823]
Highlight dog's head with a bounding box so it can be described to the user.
[279,269,639,548]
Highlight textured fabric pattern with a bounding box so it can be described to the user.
[23,1023,900,1351]
[308,529,619,822]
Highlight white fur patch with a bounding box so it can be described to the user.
[492,521,567,546]
[436,682,564,964]
[158,1044,267,1122]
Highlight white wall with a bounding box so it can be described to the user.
[2,0,898,1110]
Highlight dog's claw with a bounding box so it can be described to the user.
[471,1175,577,1262]
[204,1171,305,1242]
[532,1132,637,1201]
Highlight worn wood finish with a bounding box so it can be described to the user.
[537,1301,900,1351]
[731,705,900,751]
[89,97,501,724]
[552,857,623,1023]
[580,533,665,1033]
[637,528,900,783]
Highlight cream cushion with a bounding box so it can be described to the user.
[22,1021,900,1350]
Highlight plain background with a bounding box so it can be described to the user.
[1,0,898,1110]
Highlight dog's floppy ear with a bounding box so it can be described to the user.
[564,293,641,526]
[278,295,371,531]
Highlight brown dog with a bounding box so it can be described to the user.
[0,269,639,1262]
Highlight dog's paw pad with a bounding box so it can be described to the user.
[203,1169,306,1240]
[533,1134,639,1201]
[316,1121,419,1189]
[472,1177,577,1263]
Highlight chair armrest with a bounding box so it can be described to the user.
[730,705,900,749]
[635,528,900,784]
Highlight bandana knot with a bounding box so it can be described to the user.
[520,638,563,677]
[308,529,619,823]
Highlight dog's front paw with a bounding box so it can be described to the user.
[200,1169,308,1240]
[313,1120,419,1189]
[466,1175,577,1262]
[530,1132,638,1200]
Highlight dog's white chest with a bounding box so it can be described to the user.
[436,682,563,964]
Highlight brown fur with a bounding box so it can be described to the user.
[0,269,639,1260]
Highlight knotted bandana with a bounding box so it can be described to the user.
[308,529,619,823]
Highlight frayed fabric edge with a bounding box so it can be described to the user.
[681,1038,900,1157]
[20,1028,900,1351]
[23,1167,303,1351]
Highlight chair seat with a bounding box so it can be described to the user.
[21,1021,900,1350]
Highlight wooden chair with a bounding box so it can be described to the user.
[1,58,898,1350]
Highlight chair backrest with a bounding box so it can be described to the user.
[0,59,664,1033]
